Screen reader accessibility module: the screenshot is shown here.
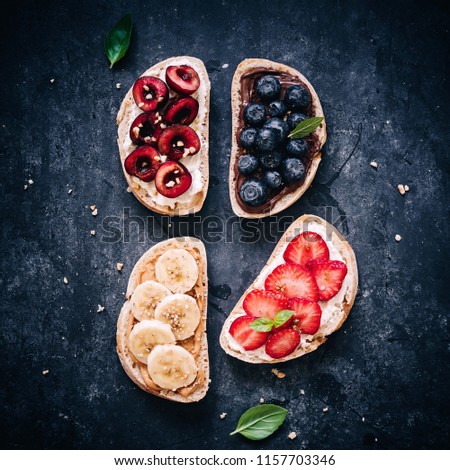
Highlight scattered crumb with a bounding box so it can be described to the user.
[90,230,96,236]
[92,208,98,216]
[259,397,265,404]
[395,234,402,242]
[208,379,212,383]
[117,263,124,271]
[168,223,172,228]
[362,417,365,422]
[42,369,50,376]
[288,431,297,440]
[323,407,329,413]
[397,184,406,195]
[24,184,28,190]
[370,161,378,169]
[222,63,229,69]
[126,187,132,193]
[219,413,227,419]
[68,189,72,194]
[97,304,105,313]
[116,83,121,89]
[63,277,69,284]
[28,179,34,185]
[50,78,55,84]
[404,185,410,192]
[271,368,286,379]
[300,389,305,395]
[89,205,96,211]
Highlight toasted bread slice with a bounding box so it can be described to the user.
[220,214,358,363]
[229,59,327,218]
[117,57,210,216]
[116,237,209,402]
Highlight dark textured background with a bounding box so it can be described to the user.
[1,0,449,450]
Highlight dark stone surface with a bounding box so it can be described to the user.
[1,0,449,450]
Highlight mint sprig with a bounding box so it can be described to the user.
[250,310,294,332]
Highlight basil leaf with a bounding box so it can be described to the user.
[230,404,288,441]
[288,116,323,139]
[273,309,294,329]
[250,317,274,332]
[105,14,133,69]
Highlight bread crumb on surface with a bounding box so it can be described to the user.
[42,370,49,376]
[370,161,378,169]
[397,184,406,195]
[63,277,68,284]
[222,63,229,68]
[117,263,124,271]
[50,79,55,83]
[90,230,96,236]
[323,407,329,413]
[24,184,28,190]
[116,83,121,89]
[92,208,98,216]
[288,431,297,440]
[404,185,410,192]
[300,389,305,395]
[271,368,286,379]
[68,189,72,194]
[259,397,265,404]
[89,205,96,210]
[219,413,227,419]
[395,234,402,242]
[28,179,34,185]
[97,305,105,313]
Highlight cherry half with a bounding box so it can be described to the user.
[129,112,165,146]
[132,76,168,112]
[124,146,162,182]
[164,97,199,125]
[158,124,201,160]
[155,161,192,198]
[165,65,200,94]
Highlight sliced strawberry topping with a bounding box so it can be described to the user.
[289,298,322,335]
[283,231,330,267]
[265,328,301,359]
[229,315,269,351]
[242,289,289,319]
[306,259,348,301]
[264,263,319,301]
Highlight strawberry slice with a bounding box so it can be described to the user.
[264,263,319,301]
[283,231,330,267]
[289,298,322,335]
[306,259,348,301]
[229,315,269,350]
[265,328,301,359]
[242,289,289,319]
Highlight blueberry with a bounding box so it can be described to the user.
[239,178,267,206]
[260,151,283,170]
[255,127,280,152]
[264,170,283,190]
[268,100,287,118]
[287,112,308,130]
[285,85,311,110]
[280,158,306,184]
[239,127,257,149]
[286,138,308,158]
[243,103,266,127]
[255,75,281,101]
[238,154,259,175]
[264,118,289,142]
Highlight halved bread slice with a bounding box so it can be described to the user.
[229,59,327,218]
[220,214,358,364]
[117,57,210,216]
[116,237,209,402]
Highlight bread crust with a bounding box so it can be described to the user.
[117,57,210,216]
[219,214,358,363]
[229,59,327,218]
[116,237,209,402]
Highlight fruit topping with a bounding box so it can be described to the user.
[268,100,287,118]
[238,154,259,175]
[158,124,200,160]
[255,127,280,152]
[154,161,192,198]
[287,112,308,130]
[124,146,162,182]
[243,289,289,319]
[306,259,348,301]
[243,103,266,127]
[255,75,281,101]
[283,231,330,267]
[164,97,199,125]
[166,65,200,94]
[286,138,308,158]
[239,127,257,149]
[239,178,267,206]
[132,76,168,112]
[129,112,164,146]
[260,150,283,170]
[265,328,300,359]
[264,118,289,142]
[265,263,319,301]
[229,315,269,350]
[288,298,322,335]
[280,158,306,184]
[264,170,283,190]
[285,85,311,111]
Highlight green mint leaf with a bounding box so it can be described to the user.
[105,14,133,69]
[230,404,288,441]
[273,310,295,329]
[288,116,323,139]
[249,317,274,332]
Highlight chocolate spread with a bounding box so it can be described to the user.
[235,68,322,214]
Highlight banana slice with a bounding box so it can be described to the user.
[128,319,176,364]
[155,249,199,294]
[147,344,198,390]
[130,280,172,321]
[154,293,200,340]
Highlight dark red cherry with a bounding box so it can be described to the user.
[158,124,200,160]
[132,76,168,112]
[124,146,162,182]
[129,112,165,147]
[154,161,192,198]
[164,97,199,125]
[165,65,200,94]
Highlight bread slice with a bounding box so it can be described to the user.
[229,59,327,218]
[117,57,210,216]
[116,237,209,402]
[219,214,358,363]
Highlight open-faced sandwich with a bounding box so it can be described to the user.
[229,59,327,218]
[117,237,209,402]
[117,57,210,215]
[220,215,357,363]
